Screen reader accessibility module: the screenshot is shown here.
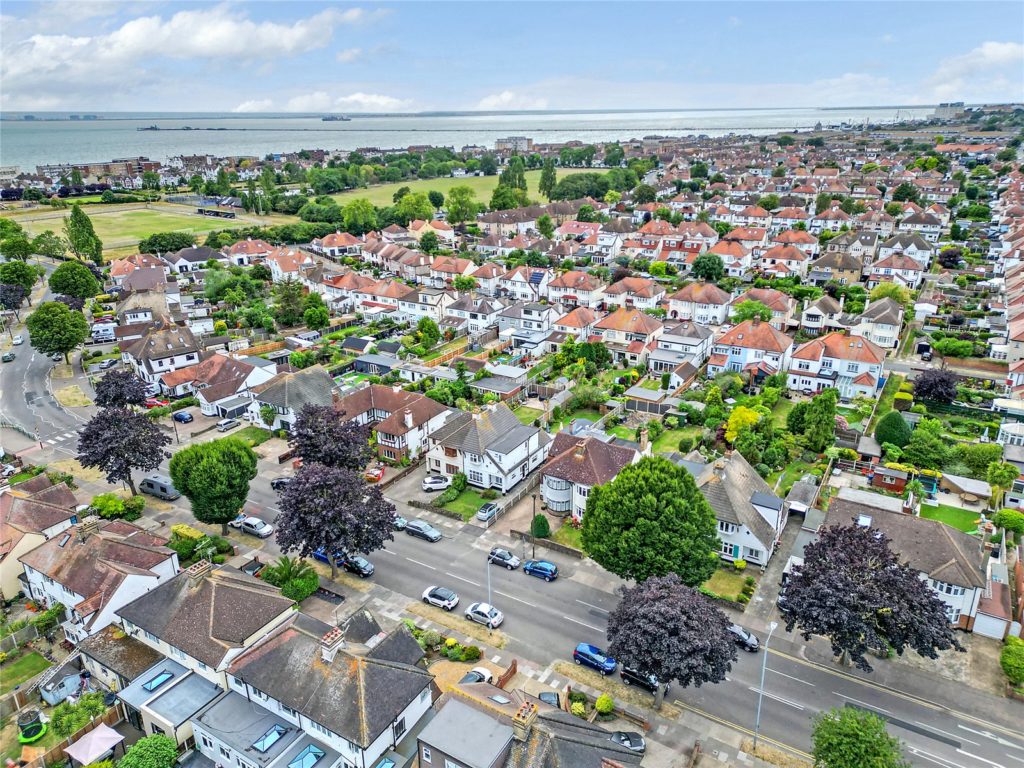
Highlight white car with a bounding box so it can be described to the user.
[11,335,23,345]
[422,585,460,611]
[421,475,452,492]
[229,515,274,538]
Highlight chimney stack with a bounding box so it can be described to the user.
[404,410,414,429]
[186,559,213,588]
[512,702,538,742]
[320,627,345,664]
[76,517,100,542]
[639,428,649,453]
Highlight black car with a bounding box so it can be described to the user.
[728,623,760,652]
[619,666,668,695]
[342,554,374,578]
[609,732,646,754]
[270,477,292,491]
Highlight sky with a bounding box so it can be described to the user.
[1,1,1022,113]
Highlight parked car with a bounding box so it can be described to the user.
[573,643,616,675]
[365,464,385,483]
[406,519,442,542]
[728,624,760,652]
[421,475,451,492]
[98,358,118,370]
[216,418,240,432]
[270,477,292,491]
[476,502,500,523]
[921,351,933,362]
[523,560,558,582]
[776,589,792,615]
[465,602,504,629]
[341,554,374,578]
[620,666,668,695]
[609,732,646,754]
[459,667,494,684]
[144,397,170,409]
[487,548,520,570]
[1,352,14,363]
[229,515,274,538]
[422,585,459,611]
[172,411,194,423]
[393,514,408,531]
[1,464,18,478]
[312,548,345,566]
[538,691,560,708]
[12,334,23,345]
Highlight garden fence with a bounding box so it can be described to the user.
[0,623,39,653]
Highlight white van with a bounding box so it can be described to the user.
[139,474,180,500]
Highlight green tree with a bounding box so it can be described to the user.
[777,134,796,147]
[891,182,921,203]
[603,144,625,167]
[632,183,657,204]
[0,259,38,297]
[0,234,33,260]
[417,316,441,348]
[446,185,478,224]
[725,406,761,443]
[537,213,554,239]
[538,158,557,200]
[986,462,1020,510]
[32,231,66,260]
[902,418,949,470]
[26,301,88,362]
[304,304,330,331]
[804,388,838,452]
[1002,636,1024,686]
[63,204,103,264]
[274,278,305,327]
[490,184,528,210]
[48,260,100,298]
[119,735,178,768]
[956,443,1003,479]
[452,275,477,292]
[531,513,551,539]
[419,230,440,254]
[581,456,719,585]
[992,508,1024,538]
[811,708,909,768]
[169,438,258,535]
[342,198,377,234]
[691,252,725,282]
[480,154,498,175]
[499,156,528,190]
[874,410,912,449]
[732,300,772,323]
[428,190,445,210]
[139,231,196,254]
[869,284,910,304]
[396,192,434,224]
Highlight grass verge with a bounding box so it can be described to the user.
[406,602,508,648]
[550,523,584,552]
[236,426,274,448]
[443,488,492,521]
[53,385,91,407]
[551,661,681,718]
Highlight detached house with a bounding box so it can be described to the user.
[311,232,364,260]
[335,384,451,461]
[164,246,227,274]
[759,244,808,278]
[731,287,797,330]
[667,282,731,324]
[707,319,793,380]
[553,307,603,340]
[426,403,550,493]
[899,211,943,243]
[499,267,551,302]
[877,233,933,264]
[594,308,664,365]
[800,295,844,336]
[850,297,904,349]
[788,332,885,399]
[445,294,508,335]
[226,238,274,265]
[247,366,336,431]
[21,518,178,644]
[429,256,476,288]
[648,321,714,376]
[266,248,316,283]
[546,271,606,308]
[602,276,665,311]
[868,253,926,290]
[122,326,202,393]
[541,434,640,520]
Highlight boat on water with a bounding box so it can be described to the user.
[321,115,351,122]
[137,125,159,131]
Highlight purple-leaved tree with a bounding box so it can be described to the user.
[290,403,373,470]
[93,369,149,408]
[77,407,170,495]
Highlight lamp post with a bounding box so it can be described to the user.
[753,621,778,751]
[531,493,537,558]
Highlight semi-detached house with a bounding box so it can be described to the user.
[667,282,731,324]
[546,270,606,308]
[602,276,665,311]
[541,434,640,521]
[787,332,885,399]
[335,384,451,461]
[707,319,794,381]
[121,326,202,394]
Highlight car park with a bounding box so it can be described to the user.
[270,477,291,491]
[229,515,274,538]
[1,352,14,363]
[172,411,194,423]
[523,560,558,582]
[487,548,520,570]
[458,666,494,684]
[573,643,616,675]
[465,602,504,629]
[12,335,23,345]
[144,397,170,409]
[728,624,760,652]
[475,502,500,523]
[98,358,118,370]
[422,585,459,611]
[609,732,646,754]
[619,666,668,695]
[216,418,240,432]
[406,520,442,542]
[421,475,451,492]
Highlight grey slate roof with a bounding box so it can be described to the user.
[77,625,164,683]
[506,710,642,768]
[417,699,512,768]
[694,453,782,550]
[250,366,336,410]
[429,403,538,457]
[859,297,904,325]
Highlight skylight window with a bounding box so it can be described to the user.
[253,725,286,753]
[288,745,324,768]
[489,695,511,705]
[142,671,174,692]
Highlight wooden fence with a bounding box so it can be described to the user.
[17,705,124,768]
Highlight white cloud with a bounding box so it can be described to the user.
[232,99,274,113]
[928,41,1024,100]
[334,92,413,112]
[727,16,741,27]
[336,47,363,63]
[1,5,376,108]
[476,90,548,110]
[285,91,334,113]
[880,33,896,44]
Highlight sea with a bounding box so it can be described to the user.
[0,106,936,172]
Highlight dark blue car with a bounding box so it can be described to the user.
[573,643,616,675]
[172,411,194,423]
[523,559,558,582]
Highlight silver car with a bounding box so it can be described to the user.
[230,515,274,538]
[421,475,452,492]
[465,602,504,629]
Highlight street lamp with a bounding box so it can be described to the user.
[753,621,778,751]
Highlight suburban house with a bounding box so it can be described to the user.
[445,295,508,335]
[867,253,926,290]
[667,282,731,324]
[877,233,934,264]
[850,298,904,349]
[593,308,664,365]
[691,452,785,566]
[730,288,797,330]
[706,240,752,277]
[78,624,164,694]
[499,267,551,302]
[541,433,640,520]
[247,366,336,431]
[546,271,606,308]
[20,518,178,644]
[759,244,808,278]
[471,262,503,296]
[807,252,863,286]
[706,319,794,380]
[121,326,202,394]
[410,218,456,245]
[899,211,943,242]
[0,476,80,600]
[163,246,227,275]
[311,231,364,259]
[426,403,551,493]
[824,231,879,263]
[397,288,456,324]
[335,384,451,461]
[787,332,885,399]
[553,307,603,340]
[800,295,844,336]
[226,238,275,264]
[648,321,714,376]
[602,276,666,311]
[266,248,316,283]
[429,256,476,288]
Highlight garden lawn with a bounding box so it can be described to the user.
[919,504,982,533]
[868,374,904,431]
[651,426,702,454]
[771,398,796,428]
[607,424,634,441]
[513,406,543,426]
[0,651,51,694]
[769,460,818,497]
[551,523,584,552]
[639,378,664,391]
[328,169,593,208]
[443,488,492,521]
[420,337,468,362]
[836,406,864,430]
[235,426,273,448]
[703,567,750,601]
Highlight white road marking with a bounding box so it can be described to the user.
[907,747,964,768]
[574,599,608,613]
[537,668,551,684]
[45,439,56,445]
[490,655,501,664]
[444,572,481,587]
[747,687,804,710]
[377,548,397,556]
[957,749,1006,768]
[916,723,977,745]
[494,590,538,608]
[957,725,1024,750]
[832,692,890,714]
[561,615,603,632]
[767,668,814,686]
[405,558,436,571]
[1006,755,1024,765]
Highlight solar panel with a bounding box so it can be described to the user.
[288,745,325,768]
[253,725,286,753]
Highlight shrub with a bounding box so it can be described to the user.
[570,701,586,718]
[168,536,197,562]
[451,472,468,493]
[1001,636,1024,685]
[745,575,756,586]
[677,436,693,453]
[50,692,107,737]
[32,604,65,632]
[736,592,750,604]
[119,735,178,768]
[461,645,482,662]
[446,644,463,660]
[892,392,913,411]
[435,487,459,505]
[568,690,587,705]
[480,489,498,500]
[733,558,747,572]
[171,523,204,541]
[281,571,319,602]
[531,513,551,538]
[595,693,615,715]
[422,630,442,648]
[445,637,459,648]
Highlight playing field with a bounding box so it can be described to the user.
[329,168,594,207]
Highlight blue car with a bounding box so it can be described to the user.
[312,548,344,566]
[523,559,558,582]
[172,411,194,423]
[573,643,616,675]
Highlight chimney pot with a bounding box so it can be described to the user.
[186,559,213,588]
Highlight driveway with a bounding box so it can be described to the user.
[383,462,432,507]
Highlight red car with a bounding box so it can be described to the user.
[144,397,170,409]
[364,464,385,483]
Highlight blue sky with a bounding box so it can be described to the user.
[1,1,1021,112]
